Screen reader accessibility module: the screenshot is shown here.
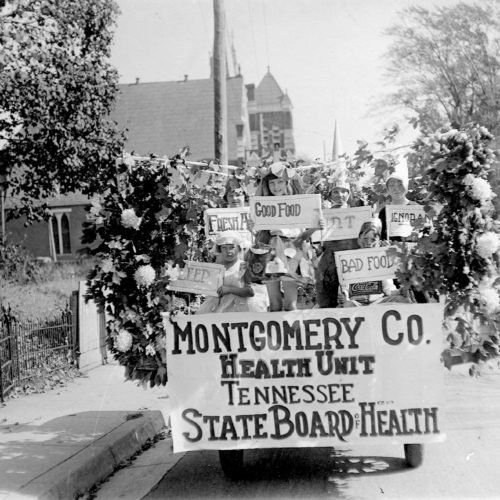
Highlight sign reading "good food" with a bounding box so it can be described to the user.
[250,194,322,230]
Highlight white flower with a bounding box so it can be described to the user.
[464,175,495,202]
[145,323,154,339]
[439,129,459,141]
[145,344,156,356]
[163,262,181,280]
[478,287,500,314]
[100,258,114,274]
[89,200,103,217]
[476,232,500,259]
[134,265,156,287]
[121,208,142,229]
[115,329,133,352]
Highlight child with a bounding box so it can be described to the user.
[378,158,418,241]
[315,177,359,308]
[222,176,248,208]
[377,159,431,303]
[254,161,315,311]
[338,219,410,307]
[196,231,269,314]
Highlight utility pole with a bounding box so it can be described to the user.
[0,173,6,246]
[213,0,228,165]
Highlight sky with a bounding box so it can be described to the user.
[109,0,465,160]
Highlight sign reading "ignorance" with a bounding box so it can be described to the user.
[162,304,445,452]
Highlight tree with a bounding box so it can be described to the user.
[383,3,500,137]
[0,0,124,221]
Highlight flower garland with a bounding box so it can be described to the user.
[396,124,500,362]
[83,152,225,386]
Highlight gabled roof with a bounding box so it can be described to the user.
[112,76,247,161]
[255,69,287,106]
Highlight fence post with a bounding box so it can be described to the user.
[70,290,80,366]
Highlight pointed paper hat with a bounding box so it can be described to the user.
[386,156,409,189]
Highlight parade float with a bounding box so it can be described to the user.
[83,123,499,476]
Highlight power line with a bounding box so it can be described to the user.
[246,1,260,77]
[262,0,270,68]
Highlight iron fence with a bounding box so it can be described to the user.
[0,298,78,402]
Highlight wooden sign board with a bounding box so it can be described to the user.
[250,194,322,231]
[385,205,432,239]
[204,207,252,245]
[334,246,400,286]
[312,206,372,242]
[167,261,225,297]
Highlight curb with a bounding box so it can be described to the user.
[18,410,166,500]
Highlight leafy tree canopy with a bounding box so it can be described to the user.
[0,0,124,221]
[383,2,500,137]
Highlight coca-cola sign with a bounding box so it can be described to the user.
[350,281,382,296]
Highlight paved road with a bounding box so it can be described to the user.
[98,366,500,499]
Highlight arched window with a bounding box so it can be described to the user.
[50,210,72,257]
[61,213,71,254]
[51,216,60,255]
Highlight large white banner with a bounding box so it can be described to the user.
[162,304,445,452]
[312,206,372,242]
[249,194,322,230]
[385,205,432,239]
[334,247,401,286]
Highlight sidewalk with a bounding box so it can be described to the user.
[0,362,173,500]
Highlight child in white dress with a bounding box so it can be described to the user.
[196,231,269,314]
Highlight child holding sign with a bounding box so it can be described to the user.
[196,231,269,314]
[338,219,409,307]
[254,162,318,311]
[315,177,359,308]
[378,159,418,241]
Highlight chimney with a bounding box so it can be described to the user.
[246,84,255,101]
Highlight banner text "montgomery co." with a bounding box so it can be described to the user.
[171,310,427,355]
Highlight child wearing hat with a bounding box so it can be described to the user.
[196,230,269,314]
[315,176,359,308]
[253,161,316,311]
[377,158,418,240]
[377,158,432,303]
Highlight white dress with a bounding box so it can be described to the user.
[196,259,269,314]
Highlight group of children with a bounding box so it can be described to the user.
[197,160,415,315]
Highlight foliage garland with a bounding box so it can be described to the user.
[83,152,226,386]
[396,124,500,361]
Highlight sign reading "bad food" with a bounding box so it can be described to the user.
[250,194,322,231]
[334,247,400,286]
